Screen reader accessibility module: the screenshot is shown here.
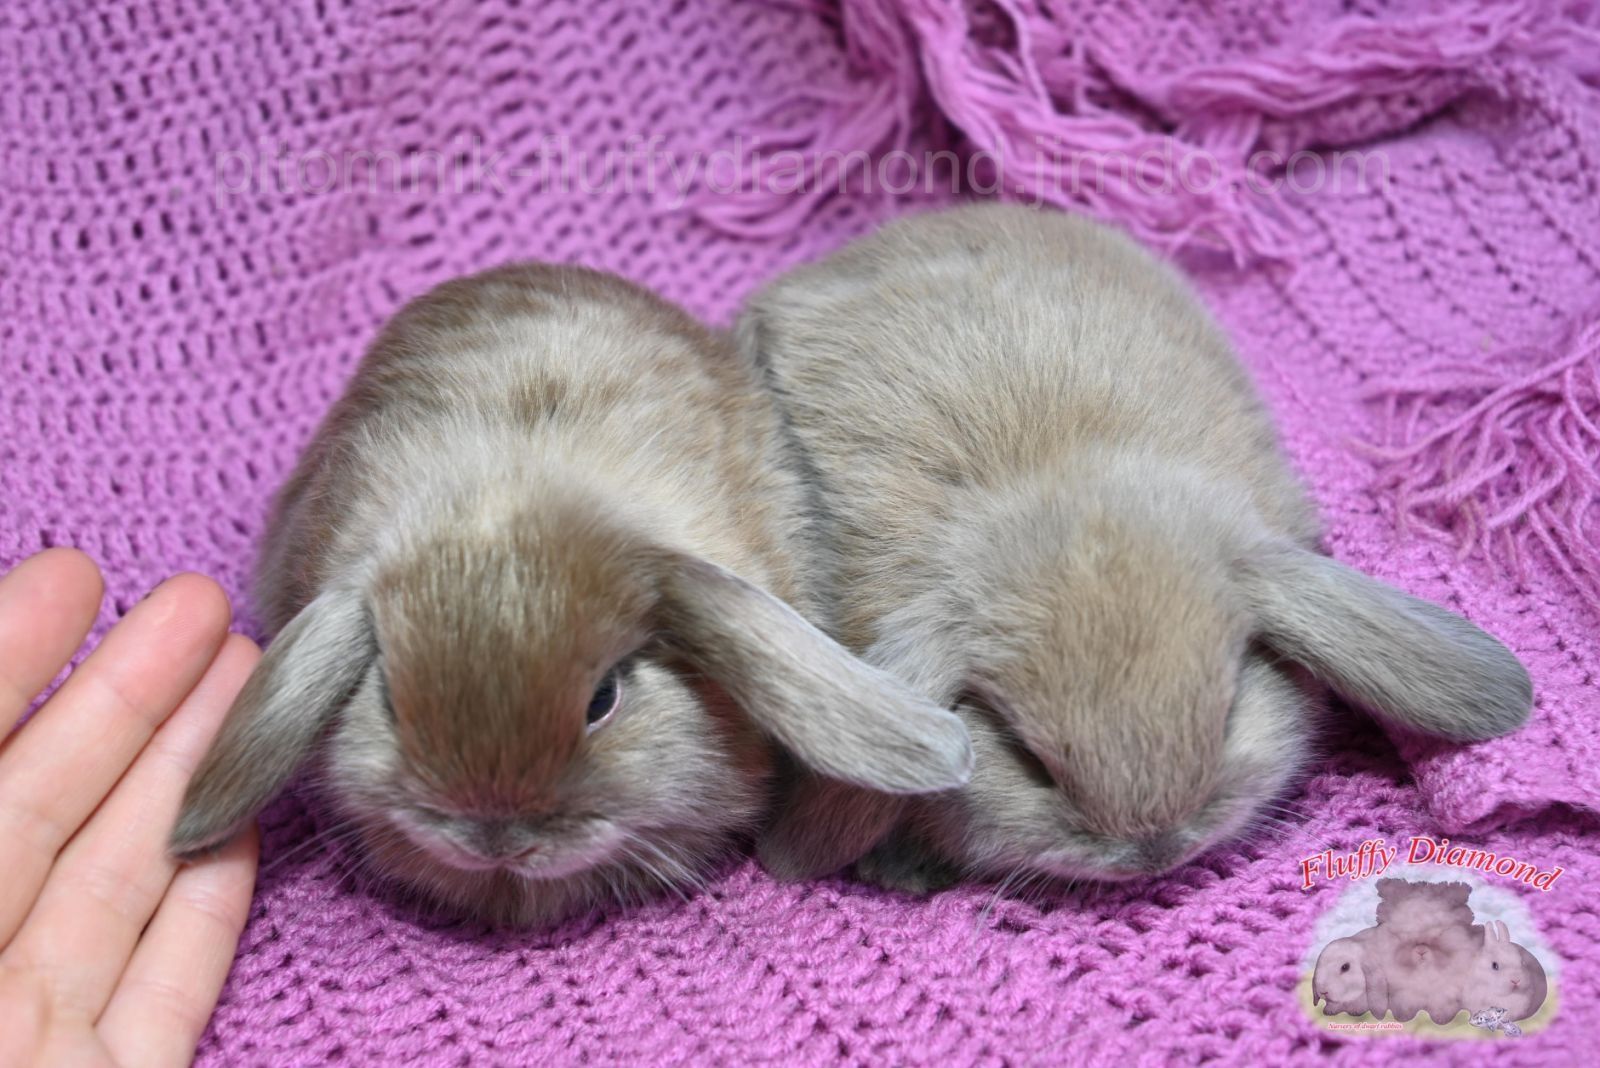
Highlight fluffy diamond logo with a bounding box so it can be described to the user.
[1298,846,1560,1039]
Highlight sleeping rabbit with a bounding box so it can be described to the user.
[737,203,1533,886]
[170,263,972,925]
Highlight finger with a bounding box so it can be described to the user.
[0,963,49,1067]
[0,574,231,945]
[0,548,104,733]
[0,963,120,1068]
[97,825,259,1068]
[2,634,257,1017]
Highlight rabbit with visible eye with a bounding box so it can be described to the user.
[1313,930,1391,1018]
[170,263,972,926]
[737,203,1533,887]
[1462,921,1548,1022]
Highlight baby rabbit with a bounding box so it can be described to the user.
[1313,930,1390,1018]
[1384,936,1476,1023]
[171,263,972,926]
[737,203,1533,886]
[1462,920,1548,1022]
[1387,916,1548,1023]
[1371,878,1480,1022]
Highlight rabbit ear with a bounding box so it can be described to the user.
[1364,957,1389,1018]
[658,554,973,793]
[756,622,967,879]
[171,587,372,856]
[1495,920,1511,942]
[1239,546,1532,741]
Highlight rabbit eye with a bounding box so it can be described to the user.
[586,669,621,731]
[374,661,395,722]
[1492,962,1500,971]
[1340,963,1351,973]
[960,687,1053,788]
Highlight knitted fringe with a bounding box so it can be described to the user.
[1361,312,1600,611]
[690,0,1600,262]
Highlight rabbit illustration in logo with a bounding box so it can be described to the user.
[1375,878,1480,1023]
[1463,920,1548,1022]
[1374,878,1473,940]
[1384,929,1479,1023]
[1313,880,1550,1026]
[1312,928,1390,1018]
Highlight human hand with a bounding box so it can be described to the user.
[0,549,261,1068]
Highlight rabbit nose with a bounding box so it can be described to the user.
[1510,979,1521,989]
[1131,832,1189,874]
[471,820,538,860]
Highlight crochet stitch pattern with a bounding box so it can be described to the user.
[1,1,1596,1064]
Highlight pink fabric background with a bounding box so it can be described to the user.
[2,1,1596,1063]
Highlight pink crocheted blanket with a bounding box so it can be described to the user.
[4,0,1597,1062]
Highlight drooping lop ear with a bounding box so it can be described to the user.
[1362,950,1390,1018]
[756,616,970,881]
[1238,546,1532,741]
[657,554,973,794]
[171,587,373,857]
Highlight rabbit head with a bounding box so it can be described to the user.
[1313,932,1389,1017]
[895,460,1309,880]
[823,451,1526,885]
[170,263,972,926]
[1464,921,1549,1021]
